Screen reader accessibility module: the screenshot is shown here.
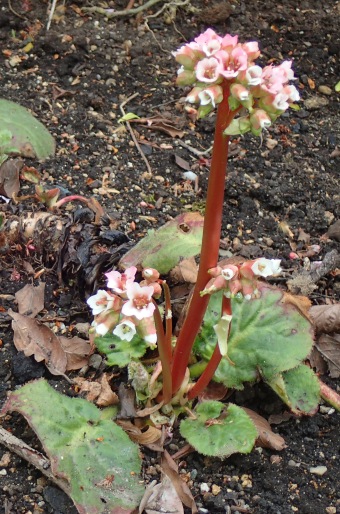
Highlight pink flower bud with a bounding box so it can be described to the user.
[208,266,222,277]
[137,316,157,347]
[201,275,228,296]
[250,109,272,130]
[230,83,250,101]
[242,41,260,60]
[142,268,160,282]
[198,85,223,107]
[221,265,239,280]
[176,68,196,86]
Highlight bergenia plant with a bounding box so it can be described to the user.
[86,29,338,458]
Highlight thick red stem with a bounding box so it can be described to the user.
[187,296,232,400]
[171,82,235,394]
[152,300,172,404]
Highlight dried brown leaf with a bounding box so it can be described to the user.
[309,304,340,334]
[170,257,198,284]
[297,228,310,244]
[15,283,45,317]
[315,333,340,378]
[268,411,294,425]
[117,383,137,418]
[308,347,328,375]
[161,451,197,513]
[9,310,67,375]
[242,407,286,451]
[130,115,185,138]
[74,373,119,406]
[199,382,228,401]
[139,476,184,514]
[0,158,23,197]
[174,154,191,171]
[116,420,162,445]
[59,335,92,371]
[282,292,312,321]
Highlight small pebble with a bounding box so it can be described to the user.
[318,85,332,95]
[304,96,329,110]
[320,406,335,415]
[310,466,327,476]
[200,483,210,493]
[0,469,7,475]
[326,507,336,514]
[270,455,282,465]
[212,484,221,495]
[288,460,300,468]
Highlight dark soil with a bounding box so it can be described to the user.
[0,0,339,513]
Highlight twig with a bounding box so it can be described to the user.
[177,140,213,156]
[8,0,26,19]
[119,93,153,175]
[82,0,164,18]
[0,426,71,495]
[46,0,58,30]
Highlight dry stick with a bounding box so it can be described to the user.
[0,427,71,495]
[46,0,58,31]
[8,0,26,19]
[119,93,153,175]
[83,0,164,18]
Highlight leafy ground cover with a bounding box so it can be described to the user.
[0,0,339,513]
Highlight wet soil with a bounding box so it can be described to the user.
[0,0,339,513]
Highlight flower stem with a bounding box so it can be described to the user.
[171,82,236,394]
[152,300,172,404]
[319,379,340,412]
[187,296,232,400]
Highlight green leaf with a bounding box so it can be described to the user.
[193,285,314,389]
[223,116,251,136]
[119,212,204,274]
[0,99,55,161]
[1,379,144,513]
[180,401,257,457]
[118,112,140,123]
[335,81,340,92]
[267,365,320,415]
[95,333,147,367]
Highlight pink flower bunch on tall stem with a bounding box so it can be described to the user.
[171,29,299,396]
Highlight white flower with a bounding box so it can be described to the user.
[251,258,282,277]
[113,320,136,342]
[122,282,155,320]
[87,290,115,316]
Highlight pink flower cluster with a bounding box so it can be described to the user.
[201,258,282,300]
[87,267,161,347]
[174,29,299,133]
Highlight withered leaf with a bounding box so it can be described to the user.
[15,283,45,317]
[309,304,340,334]
[315,333,340,378]
[161,451,197,513]
[0,158,23,197]
[170,257,198,284]
[242,407,286,451]
[9,310,91,375]
[139,476,184,514]
[59,336,92,371]
[130,116,185,138]
[9,309,67,375]
[74,373,119,406]
[116,420,162,445]
[297,228,310,244]
[174,154,191,171]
